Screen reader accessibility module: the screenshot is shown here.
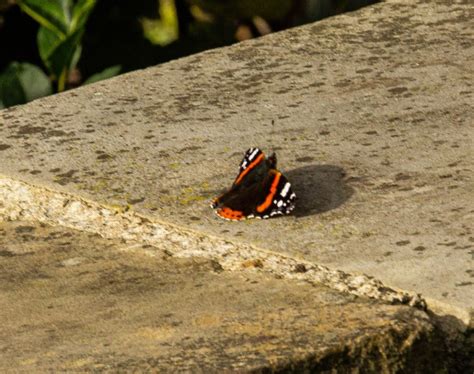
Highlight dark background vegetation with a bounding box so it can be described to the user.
[0,0,377,107]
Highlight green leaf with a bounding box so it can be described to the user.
[19,0,96,91]
[0,63,25,107]
[48,28,84,78]
[18,63,54,102]
[83,65,121,85]
[38,26,82,78]
[71,0,96,31]
[70,45,82,71]
[37,26,62,70]
[141,0,179,46]
[0,62,52,108]
[18,0,72,36]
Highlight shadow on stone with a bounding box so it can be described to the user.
[285,164,354,217]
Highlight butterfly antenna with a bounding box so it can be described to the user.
[269,119,277,168]
[270,119,275,154]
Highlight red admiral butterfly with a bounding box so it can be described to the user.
[211,148,296,220]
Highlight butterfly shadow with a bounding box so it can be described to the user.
[284,164,354,218]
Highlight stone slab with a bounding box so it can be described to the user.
[0,221,447,372]
[0,0,473,318]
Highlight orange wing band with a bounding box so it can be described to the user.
[256,172,281,213]
[234,153,265,185]
[216,207,245,220]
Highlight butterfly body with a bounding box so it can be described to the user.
[211,148,296,220]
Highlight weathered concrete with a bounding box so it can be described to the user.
[1,0,472,322]
[0,0,473,370]
[0,221,448,372]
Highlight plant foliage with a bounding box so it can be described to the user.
[0,0,122,108]
[0,62,52,109]
[18,0,96,91]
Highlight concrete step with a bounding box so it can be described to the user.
[0,221,449,372]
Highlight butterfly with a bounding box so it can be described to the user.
[211,148,296,220]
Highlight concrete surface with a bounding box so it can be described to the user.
[1,0,472,321]
[0,0,473,370]
[0,221,448,372]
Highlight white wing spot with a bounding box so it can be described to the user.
[248,148,259,161]
[280,182,291,197]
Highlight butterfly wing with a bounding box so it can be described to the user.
[213,169,296,220]
[212,183,263,220]
[251,170,296,219]
[233,148,265,186]
[211,148,266,209]
[211,148,295,220]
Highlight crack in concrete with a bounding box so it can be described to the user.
[0,175,428,309]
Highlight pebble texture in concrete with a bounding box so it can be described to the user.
[0,221,448,372]
[0,0,473,319]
